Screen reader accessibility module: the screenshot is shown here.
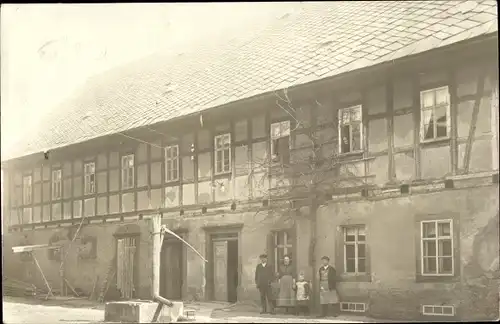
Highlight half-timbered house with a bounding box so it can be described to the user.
[2,1,498,321]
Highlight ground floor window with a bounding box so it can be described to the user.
[273,230,294,271]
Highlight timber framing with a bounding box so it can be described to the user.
[3,35,499,232]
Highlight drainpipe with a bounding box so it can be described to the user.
[152,212,173,308]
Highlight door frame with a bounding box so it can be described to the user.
[203,224,243,302]
[160,229,188,300]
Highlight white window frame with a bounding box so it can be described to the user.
[121,155,135,189]
[270,120,291,159]
[419,86,451,142]
[165,145,179,182]
[422,305,455,317]
[420,219,454,276]
[52,170,62,200]
[343,226,366,275]
[338,105,363,154]
[22,176,32,205]
[84,162,96,194]
[274,230,293,272]
[214,133,231,175]
[340,302,367,313]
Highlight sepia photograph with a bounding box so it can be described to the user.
[1,1,498,323]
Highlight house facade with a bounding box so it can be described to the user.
[2,2,499,321]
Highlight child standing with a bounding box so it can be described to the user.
[294,272,311,316]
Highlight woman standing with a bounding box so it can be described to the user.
[318,256,340,317]
[276,255,296,313]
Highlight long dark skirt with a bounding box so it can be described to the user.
[276,275,296,307]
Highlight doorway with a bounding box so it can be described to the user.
[211,233,239,303]
[160,233,184,300]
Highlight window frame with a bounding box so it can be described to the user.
[420,219,454,277]
[22,175,32,205]
[121,154,135,190]
[338,105,363,154]
[270,120,291,161]
[419,86,451,143]
[52,169,63,200]
[84,162,96,195]
[273,230,294,273]
[214,133,232,175]
[165,144,180,183]
[343,225,367,275]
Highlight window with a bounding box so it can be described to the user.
[84,163,96,194]
[270,120,291,164]
[52,170,62,199]
[23,176,32,205]
[420,86,451,141]
[344,226,366,274]
[121,155,135,189]
[422,305,455,316]
[214,133,231,174]
[273,230,293,272]
[421,220,454,275]
[338,105,363,153]
[341,302,367,313]
[165,145,179,182]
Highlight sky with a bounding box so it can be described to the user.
[0,3,289,158]
[0,3,293,215]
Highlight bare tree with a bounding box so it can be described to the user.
[245,88,366,311]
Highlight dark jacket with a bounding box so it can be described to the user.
[278,263,294,279]
[318,265,337,290]
[255,263,274,289]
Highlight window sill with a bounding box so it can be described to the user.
[420,137,451,147]
[339,273,372,283]
[213,172,232,180]
[338,151,364,161]
[165,180,181,186]
[415,274,459,283]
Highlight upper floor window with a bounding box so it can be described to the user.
[420,86,450,142]
[338,105,363,154]
[23,175,32,205]
[343,226,366,274]
[214,133,231,174]
[84,162,96,194]
[165,145,179,182]
[421,220,453,276]
[121,154,135,189]
[52,170,62,200]
[271,120,291,164]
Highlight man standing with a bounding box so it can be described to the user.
[318,256,340,317]
[255,254,275,314]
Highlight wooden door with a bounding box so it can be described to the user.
[213,240,228,301]
[161,241,183,300]
[116,237,137,299]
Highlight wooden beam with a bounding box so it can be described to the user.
[386,76,395,182]
[463,69,487,174]
[412,75,422,179]
[448,69,459,175]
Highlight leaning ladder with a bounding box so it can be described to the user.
[97,259,116,303]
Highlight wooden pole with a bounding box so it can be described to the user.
[152,213,162,299]
[32,253,53,300]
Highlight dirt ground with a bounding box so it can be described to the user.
[2,296,369,323]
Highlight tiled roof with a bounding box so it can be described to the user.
[4,1,498,161]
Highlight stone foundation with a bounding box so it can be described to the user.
[104,300,184,323]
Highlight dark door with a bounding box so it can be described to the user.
[160,238,183,300]
[227,240,239,303]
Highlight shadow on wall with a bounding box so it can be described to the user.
[462,211,500,320]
